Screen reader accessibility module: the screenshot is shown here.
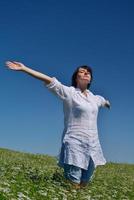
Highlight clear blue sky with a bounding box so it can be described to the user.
[0,0,134,164]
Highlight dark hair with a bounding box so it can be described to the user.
[71,65,93,89]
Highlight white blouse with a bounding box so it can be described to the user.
[46,77,107,170]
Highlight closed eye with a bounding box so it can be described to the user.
[80,71,90,75]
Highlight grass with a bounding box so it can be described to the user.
[0,148,133,200]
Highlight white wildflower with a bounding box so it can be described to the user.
[10,180,16,183]
[0,187,11,193]
[3,182,10,187]
[38,190,47,196]
[17,192,32,200]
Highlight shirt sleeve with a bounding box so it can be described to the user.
[95,95,106,107]
[45,77,72,100]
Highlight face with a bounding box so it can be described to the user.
[76,68,91,86]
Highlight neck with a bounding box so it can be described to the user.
[76,83,87,92]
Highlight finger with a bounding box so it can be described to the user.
[5,61,12,65]
[6,62,15,67]
[5,62,16,69]
[13,61,21,65]
[5,61,17,67]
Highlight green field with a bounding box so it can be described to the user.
[0,148,133,200]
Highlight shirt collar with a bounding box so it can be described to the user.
[75,88,90,93]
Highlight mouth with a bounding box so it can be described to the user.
[83,76,89,79]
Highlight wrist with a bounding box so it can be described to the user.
[21,65,27,72]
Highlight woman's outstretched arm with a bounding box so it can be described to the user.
[5,61,53,84]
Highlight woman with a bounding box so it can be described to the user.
[5,61,110,189]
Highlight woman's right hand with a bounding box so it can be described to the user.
[5,60,53,83]
[5,61,26,71]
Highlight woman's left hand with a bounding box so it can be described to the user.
[105,100,111,109]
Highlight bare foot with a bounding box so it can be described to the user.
[80,181,88,188]
[65,179,81,189]
[71,182,81,189]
